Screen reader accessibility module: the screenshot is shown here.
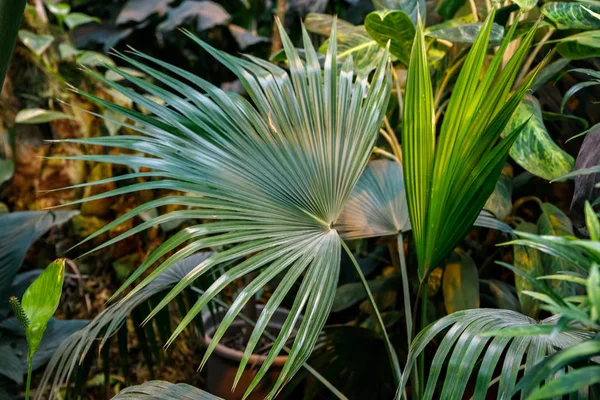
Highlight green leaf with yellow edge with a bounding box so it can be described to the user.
[21,259,66,358]
[365,10,415,66]
[442,249,480,314]
[513,221,543,317]
[504,95,574,180]
[542,2,600,30]
[484,163,513,220]
[537,203,577,298]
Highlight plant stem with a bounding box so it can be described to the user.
[270,0,287,55]
[418,285,428,400]
[341,240,402,386]
[397,233,412,347]
[25,357,32,400]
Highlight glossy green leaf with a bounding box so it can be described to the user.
[373,0,425,24]
[542,2,600,30]
[403,9,541,277]
[557,31,600,59]
[365,10,415,66]
[15,108,74,124]
[21,259,66,358]
[113,380,223,399]
[436,0,466,20]
[0,159,14,185]
[305,13,385,72]
[504,95,574,180]
[442,249,480,313]
[513,222,543,317]
[531,58,570,92]
[58,42,79,59]
[18,30,53,56]
[426,22,505,44]
[528,365,600,399]
[64,12,99,29]
[46,3,70,16]
[484,163,513,220]
[0,0,26,89]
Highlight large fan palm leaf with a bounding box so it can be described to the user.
[51,20,391,397]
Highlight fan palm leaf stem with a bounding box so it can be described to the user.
[189,286,349,400]
[340,240,402,386]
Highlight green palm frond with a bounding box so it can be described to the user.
[113,380,223,400]
[36,253,215,400]
[335,159,513,241]
[403,9,544,279]
[397,309,594,400]
[51,20,392,398]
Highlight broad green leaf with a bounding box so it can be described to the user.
[557,31,600,59]
[64,12,99,29]
[365,10,415,66]
[530,58,570,92]
[0,211,77,305]
[427,21,505,44]
[442,249,480,313]
[527,365,600,399]
[306,13,384,72]
[21,259,66,358]
[504,95,574,180]
[0,159,14,185]
[0,346,23,383]
[436,0,466,20]
[46,3,70,16]
[113,380,223,399]
[513,222,543,318]
[513,0,537,12]
[542,2,600,30]
[15,108,74,124]
[484,163,512,220]
[18,30,53,56]
[76,51,116,67]
[373,0,425,24]
[537,203,576,297]
[58,42,79,59]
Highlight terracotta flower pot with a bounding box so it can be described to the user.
[202,305,294,400]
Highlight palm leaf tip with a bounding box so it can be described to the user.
[55,20,392,397]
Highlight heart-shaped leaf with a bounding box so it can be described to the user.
[18,30,54,56]
[21,259,66,357]
[365,10,416,66]
[373,0,425,24]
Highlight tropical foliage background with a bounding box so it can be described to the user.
[0,0,599,399]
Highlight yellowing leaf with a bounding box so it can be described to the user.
[442,249,480,314]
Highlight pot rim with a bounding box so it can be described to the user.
[203,305,290,367]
